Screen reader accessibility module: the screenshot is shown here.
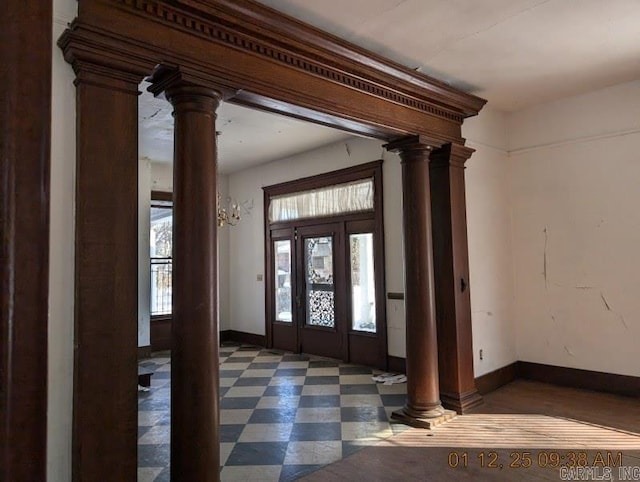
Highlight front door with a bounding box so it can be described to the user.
[296,223,345,360]
[268,219,386,368]
[264,161,387,368]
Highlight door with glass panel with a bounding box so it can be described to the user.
[296,223,345,360]
[264,162,387,368]
[268,219,385,367]
[345,219,385,368]
[270,228,297,353]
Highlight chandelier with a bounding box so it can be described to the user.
[217,195,252,227]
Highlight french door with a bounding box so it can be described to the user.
[297,223,345,360]
[268,218,386,368]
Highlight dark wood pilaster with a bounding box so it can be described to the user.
[0,1,52,479]
[386,136,449,428]
[72,64,141,481]
[149,68,223,482]
[430,143,482,413]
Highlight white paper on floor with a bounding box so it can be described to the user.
[372,373,407,385]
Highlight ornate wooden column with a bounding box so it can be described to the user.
[1,0,51,479]
[386,136,455,428]
[71,62,142,480]
[430,143,482,413]
[59,29,150,480]
[149,68,223,481]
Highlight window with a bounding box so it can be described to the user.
[274,239,292,322]
[150,198,172,316]
[269,178,374,222]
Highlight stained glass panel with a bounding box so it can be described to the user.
[305,236,335,327]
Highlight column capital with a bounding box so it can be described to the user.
[58,25,149,93]
[385,134,447,156]
[430,142,475,168]
[147,65,237,104]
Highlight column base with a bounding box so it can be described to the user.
[391,406,457,429]
[441,389,483,414]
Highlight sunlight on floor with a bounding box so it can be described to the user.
[382,414,640,449]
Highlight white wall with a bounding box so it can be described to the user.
[509,80,640,377]
[463,108,517,377]
[151,161,173,192]
[49,1,77,480]
[226,121,515,370]
[218,174,231,331]
[227,137,409,356]
[138,158,152,347]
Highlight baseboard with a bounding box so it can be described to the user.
[222,330,266,347]
[137,345,152,359]
[150,315,172,352]
[387,355,406,374]
[475,362,518,395]
[152,330,265,347]
[517,361,640,398]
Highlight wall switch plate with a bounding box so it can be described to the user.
[256,274,263,281]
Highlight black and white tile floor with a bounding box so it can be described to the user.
[138,343,409,481]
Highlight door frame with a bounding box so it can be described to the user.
[264,161,388,368]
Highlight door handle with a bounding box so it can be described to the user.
[460,277,467,293]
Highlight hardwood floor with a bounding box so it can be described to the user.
[302,380,640,481]
[473,379,640,434]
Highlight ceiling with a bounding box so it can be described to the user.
[256,0,640,111]
[138,84,352,173]
[139,0,640,172]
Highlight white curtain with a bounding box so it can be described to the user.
[269,178,374,222]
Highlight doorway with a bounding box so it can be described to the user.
[265,161,387,369]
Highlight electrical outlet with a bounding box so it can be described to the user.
[479,349,484,361]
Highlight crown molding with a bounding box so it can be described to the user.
[61,0,485,143]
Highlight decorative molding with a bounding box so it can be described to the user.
[112,0,479,123]
[430,142,475,168]
[509,127,640,156]
[465,139,509,154]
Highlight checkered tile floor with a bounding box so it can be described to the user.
[138,343,409,481]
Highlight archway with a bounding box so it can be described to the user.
[58,1,485,479]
